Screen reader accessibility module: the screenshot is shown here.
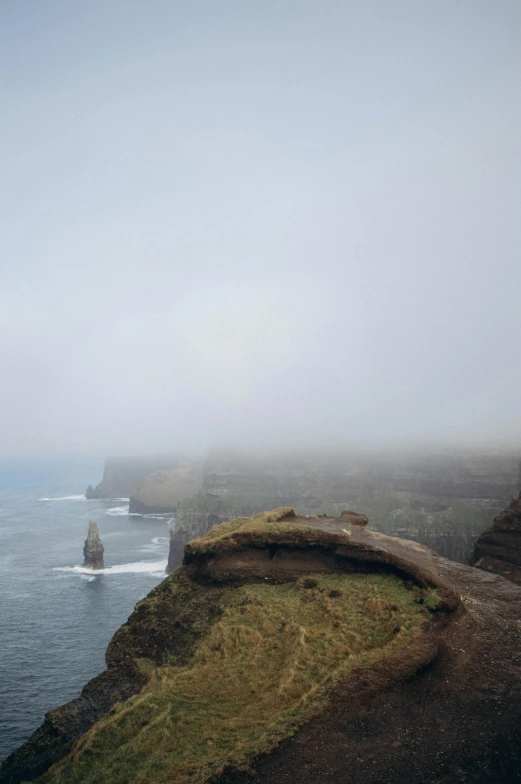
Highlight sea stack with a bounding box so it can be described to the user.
[83,522,105,569]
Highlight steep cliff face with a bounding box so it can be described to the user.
[128,461,203,515]
[2,511,521,784]
[164,449,520,568]
[85,455,179,500]
[201,450,520,519]
[167,492,229,572]
[82,522,104,569]
[472,491,521,583]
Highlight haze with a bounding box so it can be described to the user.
[1,1,520,455]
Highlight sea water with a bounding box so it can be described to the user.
[0,456,173,762]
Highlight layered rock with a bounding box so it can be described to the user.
[163,449,520,567]
[2,510,521,784]
[166,492,228,572]
[83,522,104,569]
[472,490,521,583]
[85,455,179,500]
[202,449,520,519]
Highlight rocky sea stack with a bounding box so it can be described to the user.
[82,522,104,570]
[3,508,521,784]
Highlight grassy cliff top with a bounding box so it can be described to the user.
[39,564,440,784]
[184,507,352,557]
[187,506,297,544]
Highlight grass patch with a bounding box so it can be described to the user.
[40,572,436,784]
[189,507,296,547]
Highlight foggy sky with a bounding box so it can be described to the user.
[1,1,520,455]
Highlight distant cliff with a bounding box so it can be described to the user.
[86,449,520,569]
[165,449,520,569]
[472,490,521,583]
[128,461,203,515]
[85,455,179,500]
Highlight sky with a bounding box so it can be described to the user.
[1,1,520,455]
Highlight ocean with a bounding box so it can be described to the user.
[0,457,173,763]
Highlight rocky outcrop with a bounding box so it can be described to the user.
[472,490,521,583]
[83,523,104,569]
[85,455,179,500]
[2,510,521,784]
[128,461,203,514]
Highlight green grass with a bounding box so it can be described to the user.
[40,572,436,784]
[187,507,297,553]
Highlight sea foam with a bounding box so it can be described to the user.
[39,495,86,502]
[53,559,167,577]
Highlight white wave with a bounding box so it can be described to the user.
[39,495,86,502]
[54,559,167,576]
[104,505,129,516]
[139,535,170,554]
[79,574,96,582]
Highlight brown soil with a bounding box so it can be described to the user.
[217,517,521,784]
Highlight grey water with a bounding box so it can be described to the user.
[0,457,173,763]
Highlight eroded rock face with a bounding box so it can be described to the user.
[166,492,228,573]
[83,522,104,569]
[472,491,521,583]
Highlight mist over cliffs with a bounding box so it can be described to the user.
[85,447,520,570]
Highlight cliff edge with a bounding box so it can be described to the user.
[2,511,521,784]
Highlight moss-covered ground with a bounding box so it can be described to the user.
[39,571,437,784]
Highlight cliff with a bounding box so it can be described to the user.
[128,461,203,514]
[471,490,521,583]
[167,491,229,572]
[164,449,520,569]
[85,455,179,500]
[2,510,521,784]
